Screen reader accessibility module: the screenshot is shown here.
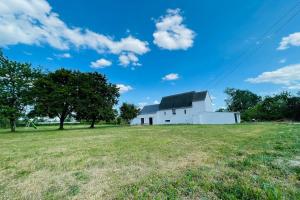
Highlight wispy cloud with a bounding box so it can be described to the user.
[55,53,72,58]
[153,8,195,50]
[277,32,300,50]
[279,58,286,64]
[118,53,141,67]
[117,84,133,94]
[90,58,112,68]
[246,64,300,89]
[162,73,179,81]
[23,51,32,56]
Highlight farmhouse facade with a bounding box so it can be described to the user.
[131,91,240,125]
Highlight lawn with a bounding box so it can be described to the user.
[0,124,299,199]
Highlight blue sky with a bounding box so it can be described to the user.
[1,0,300,109]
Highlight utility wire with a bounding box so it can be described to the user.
[205,1,300,90]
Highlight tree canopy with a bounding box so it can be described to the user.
[74,72,119,128]
[224,89,300,122]
[120,103,139,124]
[31,69,77,130]
[0,51,40,132]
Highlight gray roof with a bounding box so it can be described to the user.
[139,104,159,115]
[159,91,208,110]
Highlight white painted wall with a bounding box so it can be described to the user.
[130,113,157,125]
[195,112,240,124]
[191,94,213,114]
[157,107,193,124]
[204,95,214,112]
[130,93,240,125]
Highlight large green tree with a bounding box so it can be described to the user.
[74,72,119,128]
[0,51,40,132]
[242,92,300,122]
[32,69,77,130]
[225,88,261,119]
[259,92,290,121]
[120,103,139,124]
[287,96,300,121]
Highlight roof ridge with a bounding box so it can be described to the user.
[143,104,159,107]
[162,91,195,98]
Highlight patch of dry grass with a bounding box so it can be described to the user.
[0,124,299,199]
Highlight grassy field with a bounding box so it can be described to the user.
[0,124,299,199]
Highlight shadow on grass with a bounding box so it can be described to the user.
[0,124,127,135]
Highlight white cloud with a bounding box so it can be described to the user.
[55,53,71,58]
[0,0,149,63]
[90,58,112,68]
[119,53,141,67]
[279,58,286,64]
[46,57,53,61]
[277,32,300,50]
[116,84,133,94]
[162,73,179,81]
[23,51,32,55]
[153,100,159,104]
[153,8,195,50]
[246,64,300,89]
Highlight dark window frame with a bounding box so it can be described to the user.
[172,108,176,115]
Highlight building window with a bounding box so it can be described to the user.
[172,109,176,115]
[184,109,187,114]
[164,112,166,116]
[165,120,170,123]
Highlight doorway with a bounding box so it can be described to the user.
[141,118,144,125]
[149,117,153,125]
[234,113,238,123]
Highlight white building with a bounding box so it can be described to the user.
[131,91,240,125]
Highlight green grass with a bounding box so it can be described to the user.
[0,124,299,199]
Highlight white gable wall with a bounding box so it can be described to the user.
[191,94,213,114]
[204,94,213,111]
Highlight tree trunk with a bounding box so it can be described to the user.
[10,119,16,132]
[59,117,65,130]
[90,118,96,128]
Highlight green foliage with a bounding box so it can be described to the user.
[120,103,139,124]
[225,89,300,122]
[0,51,40,132]
[243,92,300,122]
[0,116,9,128]
[73,72,119,128]
[225,88,261,114]
[243,104,264,121]
[31,68,77,130]
[216,108,227,112]
[31,69,120,129]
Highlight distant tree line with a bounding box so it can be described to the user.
[221,88,300,122]
[0,51,140,132]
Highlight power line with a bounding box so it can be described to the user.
[205,1,300,90]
